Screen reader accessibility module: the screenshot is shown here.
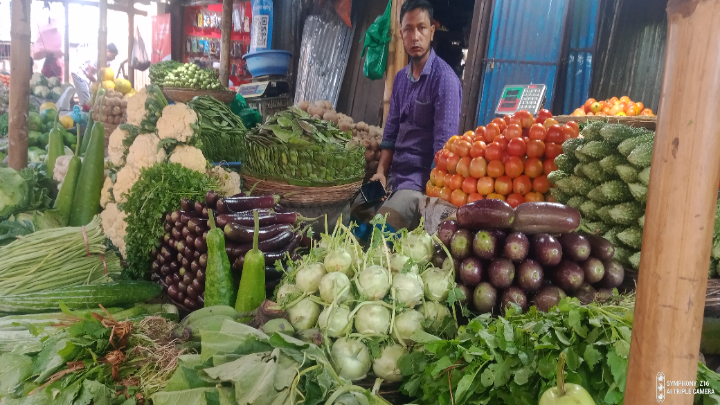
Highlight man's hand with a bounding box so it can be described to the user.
[370,172,387,188]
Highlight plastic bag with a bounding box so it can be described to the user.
[250,0,273,53]
[230,94,261,129]
[33,20,63,60]
[130,27,151,71]
[361,1,391,80]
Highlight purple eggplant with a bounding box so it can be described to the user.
[216,195,280,214]
[224,223,293,243]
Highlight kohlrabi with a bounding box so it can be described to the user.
[392,272,424,308]
[296,262,326,293]
[419,301,451,332]
[421,267,453,302]
[389,253,418,274]
[276,283,301,303]
[324,249,354,277]
[355,265,391,300]
[400,225,434,266]
[353,303,391,335]
[394,309,425,344]
[372,344,406,382]
[333,392,370,405]
[331,338,372,381]
[318,305,352,338]
[286,297,321,330]
[319,272,353,304]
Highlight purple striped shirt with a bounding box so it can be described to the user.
[381,49,462,192]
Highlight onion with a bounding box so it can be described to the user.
[355,265,390,300]
[286,297,321,330]
[319,272,353,304]
[394,310,425,344]
[421,268,453,302]
[318,305,352,338]
[296,262,326,294]
[372,344,406,382]
[331,338,372,381]
[354,304,391,335]
[392,272,424,308]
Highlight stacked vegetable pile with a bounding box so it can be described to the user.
[91,89,127,127]
[0,166,57,243]
[426,109,575,207]
[441,199,625,315]
[242,106,365,186]
[29,72,71,102]
[187,96,247,162]
[152,191,308,310]
[571,96,655,117]
[149,61,225,90]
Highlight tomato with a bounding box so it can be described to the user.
[450,189,468,207]
[524,157,544,178]
[543,118,559,129]
[484,123,501,143]
[437,150,450,171]
[535,109,553,124]
[506,193,525,208]
[503,114,513,126]
[476,176,495,195]
[504,123,523,140]
[526,139,545,158]
[561,125,575,142]
[507,138,526,157]
[455,140,472,157]
[469,157,488,178]
[545,142,563,160]
[461,134,474,144]
[545,193,557,203]
[619,96,631,104]
[492,117,507,132]
[456,156,472,178]
[504,156,524,178]
[566,121,580,138]
[439,186,451,202]
[495,136,509,151]
[532,175,550,193]
[446,152,461,174]
[462,176,478,195]
[601,106,612,116]
[447,139,458,154]
[546,125,564,144]
[426,183,439,197]
[508,115,523,128]
[528,124,547,141]
[474,126,486,142]
[584,98,597,113]
[430,167,440,185]
[543,159,558,175]
[485,142,504,161]
[447,174,464,191]
[434,149,442,166]
[524,191,544,202]
[636,102,645,111]
[470,141,487,158]
[434,169,447,187]
[514,110,535,129]
[571,108,586,116]
[608,97,619,105]
[487,160,505,178]
[467,192,483,203]
[486,193,506,201]
[513,175,532,195]
[494,176,513,196]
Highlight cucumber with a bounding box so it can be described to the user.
[0,281,162,314]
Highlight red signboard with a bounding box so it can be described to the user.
[151,14,172,63]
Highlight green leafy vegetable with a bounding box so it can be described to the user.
[0,167,51,220]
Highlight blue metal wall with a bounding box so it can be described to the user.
[476,0,570,126]
[562,0,599,114]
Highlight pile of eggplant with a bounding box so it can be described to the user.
[151,190,311,310]
[436,200,625,315]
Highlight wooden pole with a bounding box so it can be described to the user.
[8,0,32,170]
[382,0,406,125]
[128,9,135,87]
[64,1,70,83]
[219,0,233,87]
[98,0,107,70]
[624,1,720,404]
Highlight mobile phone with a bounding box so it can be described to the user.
[361,180,386,203]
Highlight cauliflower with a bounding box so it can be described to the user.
[100,176,114,208]
[33,85,50,98]
[169,145,207,173]
[157,104,197,142]
[126,133,167,170]
[50,87,63,101]
[126,86,148,126]
[47,76,61,88]
[29,72,46,87]
[113,165,140,203]
[108,126,130,167]
[100,203,128,258]
[207,166,242,196]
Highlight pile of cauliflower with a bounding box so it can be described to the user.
[100,91,241,258]
[30,73,70,102]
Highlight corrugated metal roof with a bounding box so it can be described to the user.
[562,0,599,114]
[273,0,310,91]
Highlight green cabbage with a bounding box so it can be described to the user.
[0,167,51,219]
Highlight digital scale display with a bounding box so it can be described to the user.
[494,84,547,116]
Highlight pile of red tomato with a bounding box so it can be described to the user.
[426,109,580,208]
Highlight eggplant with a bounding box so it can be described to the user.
[532,286,567,312]
[178,266,186,276]
[165,212,174,223]
[180,211,201,224]
[511,202,581,234]
[459,257,483,287]
[151,261,161,273]
[195,269,206,283]
[172,227,183,241]
[531,234,563,266]
[169,261,180,273]
[201,207,210,219]
[437,220,460,248]
[597,260,624,289]
[181,257,190,269]
[559,233,591,262]
[178,282,188,293]
[170,210,182,223]
[181,198,195,212]
[199,253,208,268]
[188,217,209,234]
[501,287,528,314]
[205,190,221,208]
[581,233,616,261]
[457,199,515,230]
[160,246,173,260]
[157,253,166,265]
[185,234,196,247]
[224,223,293,244]
[186,285,198,299]
[164,222,173,232]
[488,258,515,289]
[194,251,201,260]
[266,265,284,281]
[184,246,195,261]
[192,278,204,293]
[181,227,191,239]
[216,195,280,214]
[174,220,183,229]
[151,273,161,281]
[450,229,473,259]
[184,297,199,310]
[164,275,174,287]
[472,229,503,260]
[581,257,605,284]
[167,284,179,300]
[195,201,206,213]
[504,232,529,262]
[472,282,498,314]
[552,260,585,292]
[228,230,296,258]
[216,210,295,228]
[195,236,208,253]
[190,260,201,273]
[160,264,171,276]
[573,283,597,304]
[516,259,544,293]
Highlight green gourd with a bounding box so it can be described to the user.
[205,209,235,307]
[80,113,94,156]
[46,113,65,179]
[53,125,83,225]
[539,352,596,405]
[235,209,266,315]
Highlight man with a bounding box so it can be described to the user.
[41,53,63,79]
[352,0,462,235]
[72,43,118,106]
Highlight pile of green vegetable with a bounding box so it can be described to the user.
[0,166,57,244]
[149,61,224,91]
[188,96,247,162]
[243,106,365,186]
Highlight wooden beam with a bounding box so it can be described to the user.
[45,0,148,17]
[459,0,492,132]
[98,0,107,70]
[128,9,135,87]
[8,0,32,170]
[64,0,70,83]
[624,1,720,404]
[218,0,232,87]
[382,0,407,125]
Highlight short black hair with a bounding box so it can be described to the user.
[400,0,433,24]
[107,43,118,55]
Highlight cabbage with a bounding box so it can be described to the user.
[318,305,352,338]
[0,167,50,219]
[389,253,418,274]
[324,249,353,276]
[421,268,453,302]
[419,301,451,332]
[372,344,406,382]
[331,338,372,381]
[296,262,326,293]
[394,310,425,344]
[286,297,321,330]
[354,303,391,335]
[355,265,390,300]
[392,272,424,308]
[319,272,353,304]
[400,232,434,265]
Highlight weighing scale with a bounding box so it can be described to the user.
[237,75,292,121]
[494,84,547,116]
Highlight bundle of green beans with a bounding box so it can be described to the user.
[188,96,246,162]
[0,216,122,295]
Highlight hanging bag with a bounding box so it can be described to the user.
[361,0,392,80]
[130,27,151,71]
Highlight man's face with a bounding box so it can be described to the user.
[107,51,117,62]
[401,8,434,60]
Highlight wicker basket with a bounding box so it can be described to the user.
[161,87,237,104]
[554,115,657,130]
[242,174,362,207]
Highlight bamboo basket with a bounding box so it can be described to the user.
[242,174,362,207]
[705,279,720,315]
[554,115,657,130]
[161,87,236,104]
